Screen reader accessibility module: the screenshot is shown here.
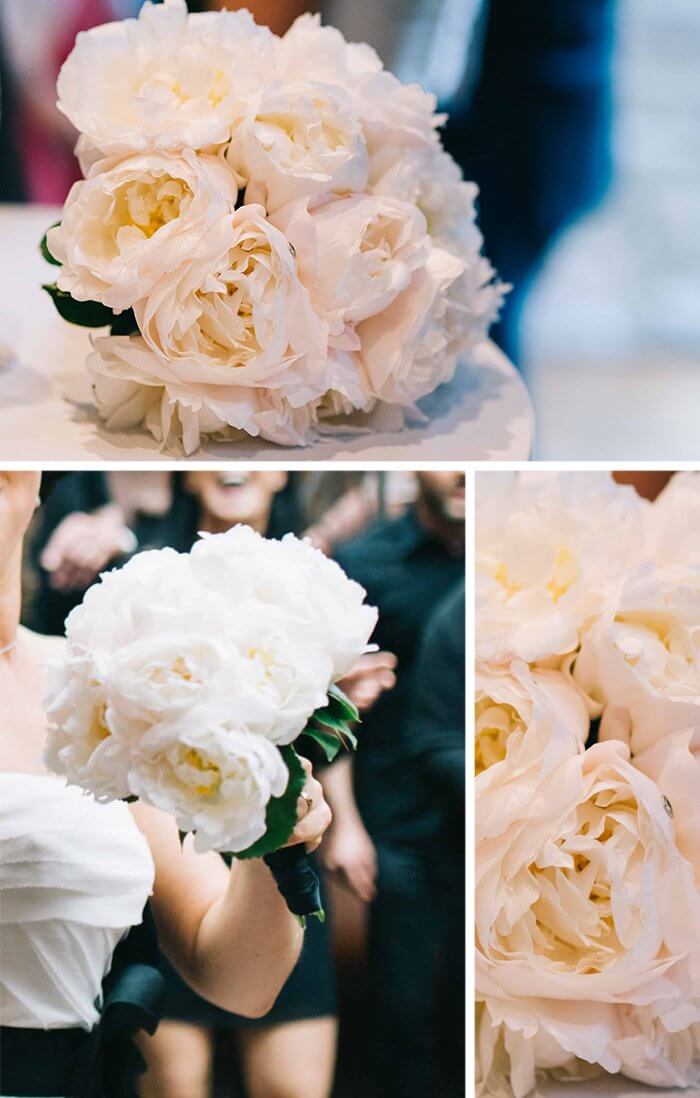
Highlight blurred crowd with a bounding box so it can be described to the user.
[22,469,466,1098]
[0,0,615,371]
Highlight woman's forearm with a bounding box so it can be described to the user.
[187,855,303,1017]
[132,803,304,1020]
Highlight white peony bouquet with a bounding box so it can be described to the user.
[475,472,700,1097]
[44,524,377,918]
[40,0,504,454]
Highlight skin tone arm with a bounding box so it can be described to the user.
[318,754,377,904]
[131,757,330,1019]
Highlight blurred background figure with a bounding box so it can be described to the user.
[4,0,697,455]
[21,470,464,1098]
[328,471,465,1098]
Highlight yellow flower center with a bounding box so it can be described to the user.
[182,748,222,798]
[114,176,192,240]
[475,700,524,774]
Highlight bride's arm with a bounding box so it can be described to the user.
[130,760,330,1018]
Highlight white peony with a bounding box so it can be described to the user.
[475,661,588,776]
[48,150,238,311]
[190,525,378,679]
[57,0,275,158]
[45,650,141,800]
[273,193,430,332]
[278,14,442,154]
[476,739,700,1096]
[86,335,325,454]
[128,705,289,853]
[228,82,368,212]
[133,202,328,397]
[573,569,700,756]
[476,473,649,664]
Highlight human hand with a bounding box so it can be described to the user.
[338,651,397,713]
[40,508,134,592]
[283,757,333,854]
[319,815,377,903]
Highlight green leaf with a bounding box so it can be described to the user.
[43,283,114,328]
[40,223,61,266]
[312,708,351,734]
[327,684,360,723]
[110,308,139,336]
[234,745,306,860]
[301,724,343,763]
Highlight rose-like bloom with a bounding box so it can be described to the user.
[48,151,238,311]
[647,472,700,577]
[86,336,324,454]
[572,568,700,756]
[475,661,588,776]
[278,15,442,153]
[228,82,368,212]
[633,728,700,894]
[190,525,378,680]
[44,651,137,800]
[56,0,275,158]
[273,193,429,333]
[476,473,649,665]
[370,144,483,253]
[128,705,289,853]
[134,202,327,395]
[476,739,700,1096]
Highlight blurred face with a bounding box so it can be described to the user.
[184,471,287,528]
[417,471,466,523]
[0,471,41,568]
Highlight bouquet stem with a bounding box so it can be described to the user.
[263,846,324,927]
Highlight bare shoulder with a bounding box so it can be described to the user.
[20,625,66,664]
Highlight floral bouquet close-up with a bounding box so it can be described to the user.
[44,524,377,922]
[40,0,504,454]
[475,472,700,1097]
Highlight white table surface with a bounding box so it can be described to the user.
[0,204,533,462]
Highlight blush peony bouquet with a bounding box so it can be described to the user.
[475,472,700,1097]
[40,0,504,454]
[44,525,377,920]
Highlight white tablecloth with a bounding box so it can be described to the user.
[0,204,533,462]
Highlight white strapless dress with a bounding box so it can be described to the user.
[0,773,154,1035]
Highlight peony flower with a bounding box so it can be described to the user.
[190,525,378,679]
[573,568,700,756]
[273,193,430,332]
[278,14,442,153]
[48,150,238,312]
[476,473,649,664]
[86,335,325,454]
[228,81,368,212]
[127,704,289,853]
[475,661,588,776]
[476,739,700,1096]
[633,727,700,892]
[56,0,275,158]
[134,203,328,395]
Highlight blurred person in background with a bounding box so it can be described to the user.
[404,579,466,1098]
[323,471,465,1098]
[445,0,617,368]
[24,470,171,636]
